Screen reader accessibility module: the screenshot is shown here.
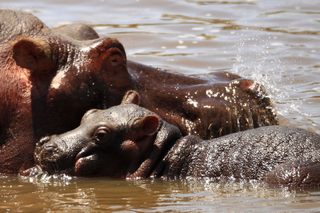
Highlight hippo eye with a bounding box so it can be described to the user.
[93,127,110,142]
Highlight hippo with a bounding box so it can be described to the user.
[0,9,131,173]
[52,22,278,139]
[0,10,276,174]
[33,91,320,188]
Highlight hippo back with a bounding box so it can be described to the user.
[0,10,50,43]
[159,126,320,187]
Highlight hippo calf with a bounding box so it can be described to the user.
[33,91,320,188]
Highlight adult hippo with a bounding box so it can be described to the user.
[33,91,320,188]
[53,22,278,139]
[0,10,276,174]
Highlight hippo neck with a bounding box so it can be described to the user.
[127,60,206,88]
[47,36,79,71]
[129,120,183,179]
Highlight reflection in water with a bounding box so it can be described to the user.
[186,0,257,5]
[2,175,320,212]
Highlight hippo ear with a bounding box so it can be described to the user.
[133,115,160,136]
[12,37,54,73]
[121,90,140,105]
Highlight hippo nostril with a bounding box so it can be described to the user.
[43,143,58,152]
[110,54,123,66]
[37,136,51,146]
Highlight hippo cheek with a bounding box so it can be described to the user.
[73,143,106,176]
[120,139,140,158]
[74,151,122,177]
[120,137,155,161]
[73,142,136,178]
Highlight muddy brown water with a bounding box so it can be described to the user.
[1,0,320,212]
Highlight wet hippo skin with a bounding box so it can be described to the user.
[0,10,276,174]
[34,91,320,188]
[53,22,278,139]
[0,10,128,173]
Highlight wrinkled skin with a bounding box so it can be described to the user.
[1,10,277,174]
[157,127,320,188]
[35,93,320,188]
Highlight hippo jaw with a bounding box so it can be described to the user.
[34,131,156,177]
[33,124,120,176]
[33,135,83,175]
[71,137,154,178]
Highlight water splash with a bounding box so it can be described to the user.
[178,177,296,200]
[18,166,73,186]
[231,30,306,126]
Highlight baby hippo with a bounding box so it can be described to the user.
[34,91,320,187]
[34,90,182,178]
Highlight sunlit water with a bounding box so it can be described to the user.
[0,0,320,212]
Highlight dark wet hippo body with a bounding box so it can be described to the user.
[1,10,276,174]
[34,92,320,188]
[126,61,276,138]
[156,126,320,187]
[52,22,278,139]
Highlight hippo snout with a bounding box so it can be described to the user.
[37,136,51,146]
[35,135,63,158]
[34,135,71,174]
[35,135,68,154]
[34,124,109,175]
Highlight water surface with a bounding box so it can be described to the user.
[0,0,320,212]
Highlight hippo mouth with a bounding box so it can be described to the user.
[33,142,104,176]
[33,135,103,176]
[73,143,102,176]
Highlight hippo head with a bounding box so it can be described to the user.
[11,35,131,136]
[33,91,161,177]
